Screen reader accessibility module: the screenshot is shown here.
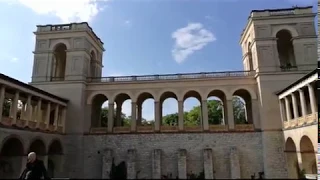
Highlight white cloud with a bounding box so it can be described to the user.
[171,23,216,63]
[15,0,110,23]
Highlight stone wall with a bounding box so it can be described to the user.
[83,132,265,179]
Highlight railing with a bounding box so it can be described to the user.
[87,70,255,83]
[283,113,317,129]
[0,116,64,133]
[89,123,255,134]
[270,10,294,16]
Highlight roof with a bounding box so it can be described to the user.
[251,6,313,13]
[275,69,318,95]
[36,22,104,46]
[0,73,69,103]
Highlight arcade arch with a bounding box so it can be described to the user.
[285,137,299,179]
[0,136,24,178]
[160,91,178,127]
[48,139,63,178]
[276,29,296,68]
[136,92,155,126]
[232,89,252,124]
[206,90,227,125]
[183,90,202,126]
[52,43,67,81]
[300,136,317,174]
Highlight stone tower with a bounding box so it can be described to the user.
[30,22,105,178]
[240,6,317,179]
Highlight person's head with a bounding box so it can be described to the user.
[27,152,37,163]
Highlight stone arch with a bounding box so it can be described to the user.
[0,136,25,178]
[113,92,133,127]
[91,93,109,128]
[28,138,46,156]
[50,40,71,50]
[87,91,110,105]
[276,29,296,68]
[232,89,253,124]
[90,50,97,77]
[247,42,253,71]
[183,90,202,126]
[136,92,155,125]
[51,43,67,81]
[159,90,179,126]
[229,87,257,100]
[182,89,203,102]
[285,137,299,179]
[48,139,64,178]
[206,89,227,125]
[157,89,180,102]
[300,135,316,174]
[272,26,299,38]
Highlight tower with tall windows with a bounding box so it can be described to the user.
[30,22,105,177]
[240,6,317,178]
[31,23,104,82]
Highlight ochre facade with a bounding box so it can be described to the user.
[0,6,318,179]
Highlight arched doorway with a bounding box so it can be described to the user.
[48,139,63,178]
[28,139,46,162]
[52,43,67,81]
[300,136,316,174]
[276,29,296,68]
[285,137,299,179]
[0,136,24,178]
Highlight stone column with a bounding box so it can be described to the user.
[127,149,137,179]
[45,102,51,129]
[298,89,307,116]
[12,91,19,124]
[284,97,292,120]
[291,93,298,119]
[0,86,5,123]
[230,146,241,179]
[107,102,114,132]
[54,104,59,131]
[26,95,32,127]
[61,107,66,133]
[178,100,184,131]
[154,101,160,131]
[137,104,142,126]
[178,149,187,179]
[116,104,122,126]
[307,84,316,114]
[152,149,161,179]
[102,149,113,179]
[131,102,137,132]
[36,99,42,128]
[279,99,286,122]
[203,148,214,179]
[202,100,209,131]
[227,100,234,129]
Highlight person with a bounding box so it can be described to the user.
[19,152,51,180]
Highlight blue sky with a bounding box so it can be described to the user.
[0,0,317,120]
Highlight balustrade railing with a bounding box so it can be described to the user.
[283,113,317,129]
[87,70,254,83]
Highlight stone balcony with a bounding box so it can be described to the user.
[89,124,255,134]
[283,113,317,130]
[87,70,255,83]
[1,116,64,133]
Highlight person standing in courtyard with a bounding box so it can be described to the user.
[19,152,51,180]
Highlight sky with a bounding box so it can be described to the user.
[0,0,318,121]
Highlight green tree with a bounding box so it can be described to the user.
[2,99,11,116]
[100,107,130,127]
[232,97,247,124]
[161,97,247,126]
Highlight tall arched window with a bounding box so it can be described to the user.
[276,30,296,69]
[90,51,96,77]
[52,43,67,81]
[247,42,253,71]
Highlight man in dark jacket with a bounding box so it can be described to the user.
[19,152,51,180]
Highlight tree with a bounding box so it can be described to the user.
[161,97,247,126]
[100,107,130,127]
